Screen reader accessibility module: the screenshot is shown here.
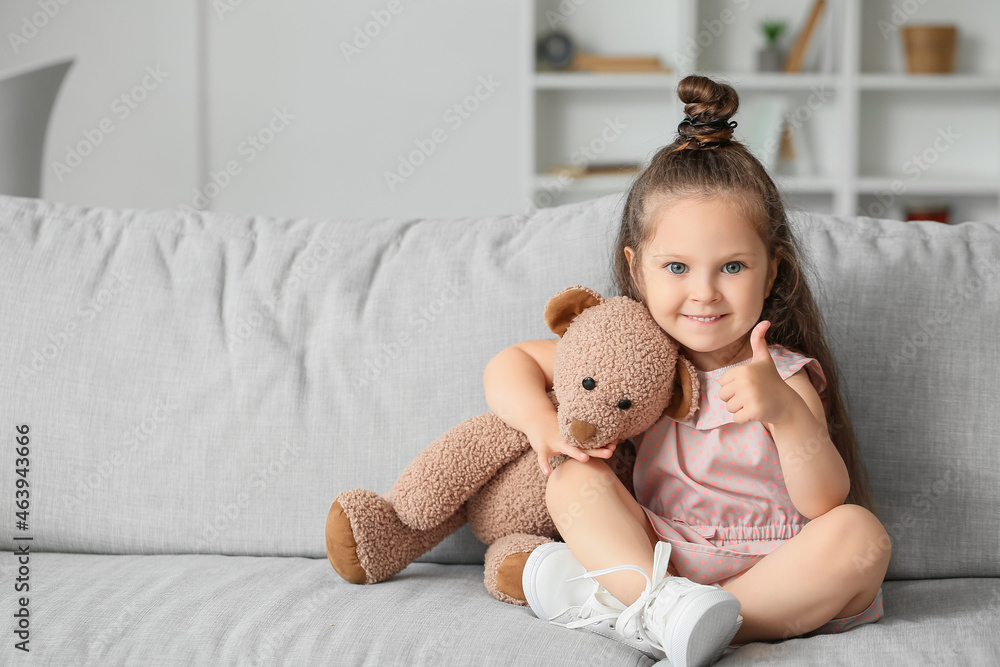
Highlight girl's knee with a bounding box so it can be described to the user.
[545,458,618,510]
[548,456,610,487]
[816,504,892,573]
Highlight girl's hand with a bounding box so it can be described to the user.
[718,321,797,426]
[522,416,618,476]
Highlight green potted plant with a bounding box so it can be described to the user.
[759,21,786,72]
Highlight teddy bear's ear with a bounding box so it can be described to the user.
[664,354,699,421]
[544,285,605,337]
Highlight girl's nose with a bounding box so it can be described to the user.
[690,276,720,302]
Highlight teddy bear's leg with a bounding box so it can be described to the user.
[327,488,467,585]
[484,533,555,606]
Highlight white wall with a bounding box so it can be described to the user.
[0,0,526,219]
[0,0,200,211]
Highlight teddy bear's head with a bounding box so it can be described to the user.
[544,285,698,450]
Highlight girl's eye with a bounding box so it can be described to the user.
[666,262,687,274]
[722,261,744,274]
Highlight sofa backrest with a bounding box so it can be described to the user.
[1,193,997,581]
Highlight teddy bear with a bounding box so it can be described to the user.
[325,285,698,605]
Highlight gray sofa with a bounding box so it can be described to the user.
[1,191,998,666]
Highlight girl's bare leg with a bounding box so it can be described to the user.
[547,459,890,644]
[722,503,890,643]
[546,457,660,606]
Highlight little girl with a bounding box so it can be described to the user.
[483,75,890,666]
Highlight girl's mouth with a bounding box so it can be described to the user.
[684,314,726,324]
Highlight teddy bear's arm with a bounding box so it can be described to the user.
[389,410,533,532]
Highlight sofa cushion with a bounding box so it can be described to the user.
[0,193,998,582]
[0,193,624,563]
[2,553,997,665]
[793,213,1000,579]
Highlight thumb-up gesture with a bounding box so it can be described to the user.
[718,321,794,426]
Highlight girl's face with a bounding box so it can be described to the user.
[625,196,778,372]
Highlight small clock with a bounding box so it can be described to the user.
[536,31,576,71]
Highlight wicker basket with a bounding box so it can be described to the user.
[902,25,958,74]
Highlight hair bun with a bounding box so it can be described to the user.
[675,75,739,149]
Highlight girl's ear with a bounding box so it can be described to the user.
[624,246,649,302]
[624,246,635,270]
[766,249,781,295]
[624,246,640,287]
[664,354,699,421]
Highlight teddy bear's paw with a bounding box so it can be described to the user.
[329,488,467,584]
[326,499,368,584]
[485,533,555,606]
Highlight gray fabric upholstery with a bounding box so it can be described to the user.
[0,193,624,563]
[792,213,1000,580]
[0,554,996,666]
[1,192,998,664]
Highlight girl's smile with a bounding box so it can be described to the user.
[624,196,778,372]
[683,314,726,323]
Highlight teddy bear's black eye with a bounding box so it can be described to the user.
[582,377,596,390]
[618,399,632,410]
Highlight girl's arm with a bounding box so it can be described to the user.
[719,322,849,518]
[766,370,850,519]
[483,339,616,475]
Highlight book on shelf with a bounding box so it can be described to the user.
[784,0,827,73]
[547,163,642,179]
[570,53,671,74]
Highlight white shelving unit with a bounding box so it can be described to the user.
[524,0,1000,223]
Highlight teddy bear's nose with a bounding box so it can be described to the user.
[570,419,596,443]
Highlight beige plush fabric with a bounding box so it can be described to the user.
[326,286,698,604]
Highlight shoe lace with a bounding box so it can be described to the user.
[559,541,676,650]
[562,589,625,630]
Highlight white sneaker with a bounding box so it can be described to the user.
[613,541,743,666]
[523,540,741,666]
[522,542,654,654]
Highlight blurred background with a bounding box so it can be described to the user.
[1,0,997,223]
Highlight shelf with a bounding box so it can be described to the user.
[533,174,842,199]
[535,71,840,91]
[859,74,1000,91]
[534,72,677,90]
[857,177,999,196]
[774,175,838,194]
[527,0,999,222]
[696,72,840,91]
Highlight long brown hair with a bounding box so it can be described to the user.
[613,74,876,513]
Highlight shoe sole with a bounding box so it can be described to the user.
[668,590,742,667]
[522,541,571,620]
